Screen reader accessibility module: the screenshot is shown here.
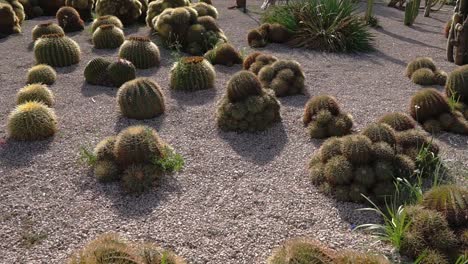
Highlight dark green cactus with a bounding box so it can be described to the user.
[56,6,84,32]
[94,160,120,182]
[65,0,93,21]
[406,57,437,78]
[204,43,242,66]
[92,24,125,49]
[433,70,448,86]
[243,52,278,75]
[362,123,397,146]
[226,71,263,102]
[107,59,136,87]
[259,60,305,97]
[7,101,57,141]
[32,22,64,40]
[378,112,416,131]
[421,185,468,227]
[191,2,217,18]
[3,0,25,23]
[410,88,451,122]
[267,239,335,264]
[91,15,124,33]
[38,0,65,15]
[372,142,396,161]
[374,160,395,182]
[341,135,373,165]
[404,0,421,26]
[411,68,435,85]
[324,155,353,185]
[0,3,21,35]
[349,183,369,203]
[118,37,160,69]
[319,137,342,162]
[170,56,216,91]
[446,65,468,104]
[354,166,376,187]
[95,0,143,25]
[303,95,341,125]
[27,64,57,85]
[122,164,159,193]
[267,23,292,43]
[84,57,112,85]
[16,83,54,107]
[392,154,416,177]
[155,7,198,42]
[146,0,190,29]
[94,136,117,161]
[117,78,165,120]
[247,28,267,48]
[34,33,81,67]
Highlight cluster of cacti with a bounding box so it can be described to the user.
[84,57,136,87]
[65,0,93,21]
[247,23,292,48]
[152,6,227,55]
[27,64,57,85]
[0,0,24,36]
[117,78,165,120]
[170,56,216,91]
[32,22,64,40]
[406,57,447,86]
[145,0,190,29]
[38,0,65,15]
[19,0,44,19]
[243,52,278,75]
[302,95,353,139]
[91,15,124,33]
[16,83,55,106]
[92,24,125,49]
[34,33,81,67]
[191,2,217,18]
[68,233,187,264]
[118,36,160,69]
[204,43,242,66]
[95,0,144,25]
[447,0,468,65]
[267,238,389,264]
[309,118,440,203]
[409,88,468,134]
[216,71,281,132]
[90,125,181,193]
[446,65,468,106]
[56,6,84,32]
[258,59,305,97]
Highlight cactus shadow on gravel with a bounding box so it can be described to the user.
[169,88,217,106]
[0,138,53,168]
[113,115,166,134]
[80,82,118,97]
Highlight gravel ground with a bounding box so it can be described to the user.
[0,1,467,263]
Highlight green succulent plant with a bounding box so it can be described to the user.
[38,0,65,15]
[362,123,397,146]
[84,57,112,86]
[349,183,369,203]
[247,28,267,48]
[354,165,376,187]
[433,70,448,86]
[7,101,57,141]
[392,154,416,177]
[145,0,190,29]
[243,52,278,75]
[446,65,468,104]
[34,33,81,67]
[56,6,84,32]
[204,43,242,66]
[92,24,125,49]
[326,113,354,137]
[411,68,435,86]
[372,142,396,162]
[341,135,373,165]
[119,36,160,69]
[226,71,263,102]
[267,239,335,264]
[27,64,57,85]
[191,2,217,18]
[94,136,117,161]
[31,22,64,40]
[0,3,22,35]
[303,95,341,125]
[258,59,305,97]
[267,23,292,43]
[319,137,342,162]
[378,112,416,131]
[95,0,143,25]
[94,159,120,182]
[410,88,451,123]
[107,59,136,87]
[170,56,216,91]
[324,155,353,185]
[406,57,437,78]
[122,164,160,194]
[91,15,124,33]
[117,78,165,120]
[16,83,54,107]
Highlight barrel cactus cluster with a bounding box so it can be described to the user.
[56,6,84,32]
[446,65,468,119]
[84,57,136,87]
[152,6,227,55]
[118,36,160,69]
[31,22,64,40]
[0,0,25,36]
[216,71,281,132]
[91,15,124,33]
[89,125,182,193]
[243,52,278,75]
[170,56,216,91]
[204,43,242,66]
[145,0,190,29]
[191,2,217,18]
[258,60,305,97]
[34,33,81,67]
[303,95,353,139]
[92,24,125,49]
[27,64,57,85]
[409,88,468,134]
[117,78,165,120]
[248,23,292,48]
[406,57,447,86]
[65,0,93,21]
[95,0,144,25]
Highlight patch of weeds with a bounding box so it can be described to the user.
[20,231,48,249]
[79,145,97,166]
[152,146,185,173]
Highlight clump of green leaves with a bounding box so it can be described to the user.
[152,146,185,173]
[79,146,97,166]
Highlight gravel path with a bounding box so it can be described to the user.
[0,1,466,263]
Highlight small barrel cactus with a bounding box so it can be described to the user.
[56,6,84,32]
[16,83,55,107]
[378,112,416,131]
[95,0,143,25]
[65,0,93,21]
[267,239,335,264]
[122,164,159,193]
[118,37,160,69]
[446,65,468,104]
[303,95,341,125]
[191,2,217,18]
[117,78,165,120]
[0,3,22,35]
[433,70,447,86]
[421,185,468,227]
[27,64,57,85]
[243,52,277,75]
[247,28,267,48]
[406,57,437,78]
[341,135,373,165]
[226,71,263,102]
[91,15,124,33]
[34,33,81,67]
[92,24,125,49]
[3,0,25,23]
[107,59,136,87]
[267,23,292,43]
[7,101,57,141]
[409,88,451,122]
[84,57,112,86]
[32,22,64,40]
[145,0,190,29]
[204,43,242,66]
[170,56,216,91]
[411,68,435,85]
[258,60,305,97]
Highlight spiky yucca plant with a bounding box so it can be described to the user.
[117,78,165,120]
[27,64,57,85]
[170,56,216,91]
[16,83,54,107]
[7,101,57,141]
[421,185,468,227]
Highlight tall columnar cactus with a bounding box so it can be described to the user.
[7,101,57,141]
[447,0,468,65]
[145,0,190,29]
[170,56,216,91]
[56,6,84,32]
[421,185,468,227]
[95,0,143,25]
[243,52,278,75]
[92,24,125,49]
[191,2,217,18]
[91,15,124,33]
[204,43,242,66]
[117,78,165,120]
[32,22,64,41]
[404,0,421,26]
[258,60,305,97]
[38,0,65,15]
[16,83,55,107]
[107,59,136,87]
[27,64,57,85]
[0,3,21,35]
[118,37,160,69]
[34,33,81,67]
[65,0,93,21]
[84,57,112,86]
[446,65,468,104]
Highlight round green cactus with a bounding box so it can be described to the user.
[267,239,335,264]
[406,57,437,78]
[154,7,198,43]
[326,113,353,137]
[341,135,373,165]
[411,68,435,85]
[397,129,439,155]
[378,112,416,131]
[410,88,451,122]
[259,60,305,97]
[146,0,190,29]
[319,137,342,163]
[433,70,447,86]
[32,22,64,40]
[34,33,81,67]
[191,2,217,18]
[372,142,396,161]
[362,123,397,146]
[7,101,57,141]
[374,160,395,182]
[107,59,136,87]
[84,57,112,85]
[421,185,468,227]
[122,164,159,193]
[247,28,267,48]
[446,65,468,104]
[56,6,84,32]
[27,64,57,85]
[170,56,216,91]
[0,3,21,35]
[92,24,125,49]
[117,78,165,120]
[324,155,353,185]
[113,125,166,167]
[91,15,123,33]
[94,136,117,161]
[65,0,94,21]
[16,83,54,107]
[267,23,291,43]
[204,43,242,66]
[303,95,340,125]
[393,154,416,177]
[119,37,160,69]
[243,52,278,75]
[226,71,263,102]
[95,0,143,25]
[3,0,25,23]
[94,160,120,182]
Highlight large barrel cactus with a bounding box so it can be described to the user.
[27,64,57,85]
[1,0,25,23]
[378,112,416,131]
[91,15,124,33]
[7,101,57,141]
[84,57,136,87]
[170,56,216,91]
[16,83,55,107]
[95,0,143,25]
[65,0,93,21]
[117,78,165,120]
[56,6,84,32]
[259,60,305,97]
[204,43,242,67]
[34,33,81,67]
[410,88,451,122]
[446,65,468,104]
[146,0,190,29]
[107,59,136,87]
[92,24,125,49]
[118,37,160,69]
[84,57,112,86]
[32,22,64,40]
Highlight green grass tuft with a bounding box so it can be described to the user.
[152,146,185,173]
